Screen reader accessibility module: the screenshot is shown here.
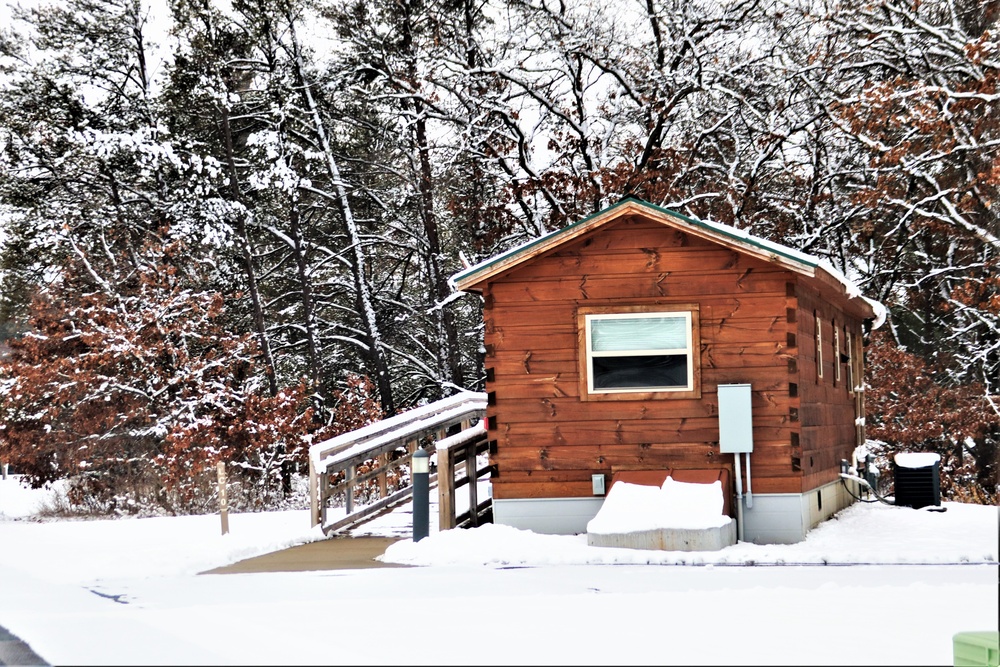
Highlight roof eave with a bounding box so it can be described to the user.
[452,199,819,292]
[452,199,642,292]
[451,198,882,324]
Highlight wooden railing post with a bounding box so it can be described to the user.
[309,457,319,526]
[466,444,479,527]
[378,453,389,498]
[345,464,356,514]
[320,467,330,528]
[307,392,487,535]
[438,445,455,530]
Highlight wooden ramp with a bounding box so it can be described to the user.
[201,537,408,574]
[308,391,492,536]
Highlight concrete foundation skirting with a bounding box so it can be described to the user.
[492,497,606,535]
[740,478,856,545]
[493,478,857,544]
[587,519,737,551]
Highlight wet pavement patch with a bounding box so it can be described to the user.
[201,536,410,574]
[89,589,130,604]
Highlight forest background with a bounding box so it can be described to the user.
[0,0,996,513]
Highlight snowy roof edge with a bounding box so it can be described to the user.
[451,197,814,286]
[450,197,886,325]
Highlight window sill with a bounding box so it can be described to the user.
[580,387,702,402]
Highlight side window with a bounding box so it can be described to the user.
[845,329,855,393]
[815,312,823,380]
[833,322,840,385]
[578,305,700,400]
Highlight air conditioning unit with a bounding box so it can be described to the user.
[892,452,941,509]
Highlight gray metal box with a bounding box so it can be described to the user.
[718,383,754,453]
[591,474,606,496]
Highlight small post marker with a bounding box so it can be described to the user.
[217,461,229,535]
[412,448,430,542]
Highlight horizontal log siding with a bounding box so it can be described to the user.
[795,288,865,492]
[484,216,806,501]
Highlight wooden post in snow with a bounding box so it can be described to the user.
[309,457,319,526]
[377,452,389,499]
[217,462,229,535]
[438,445,455,531]
[346,465,356,515]
[466,445,479,527]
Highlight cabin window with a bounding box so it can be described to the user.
[577,305,700,400]
[833,323,840,385]
[845,330,855,393]
[815,313,823,380]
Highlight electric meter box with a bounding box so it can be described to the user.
[718,383,753,454]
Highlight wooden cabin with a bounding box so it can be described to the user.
[451,197,882,544]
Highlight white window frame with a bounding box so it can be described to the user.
[846,329,855,394]
[583,310,695,395]
[834,326,841,383]
[815,313,824,380]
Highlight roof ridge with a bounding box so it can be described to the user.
[451,198,816,287]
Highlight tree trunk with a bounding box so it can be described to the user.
[288,200,323,391]
[286,17,395,415]
[218,104,279,397]
[404,3,464,395]
[413,100,465,394]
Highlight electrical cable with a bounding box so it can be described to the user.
[839,473,896,506]
[841,479,881,503]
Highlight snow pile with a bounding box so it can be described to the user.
[382,501,997,567]
[894,452,941,468]
[0,472,996,666]
[0,508,327,583]
[3,473,995,576]
[586,478,729,534]
[0,506,995,667]
[0,476,67,520]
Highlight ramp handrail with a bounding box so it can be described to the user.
[308,391,488,534]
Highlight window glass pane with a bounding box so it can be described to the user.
[592,355,688,389]
[591,316,687,352]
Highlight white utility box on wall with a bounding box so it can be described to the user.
[718,383,753,453]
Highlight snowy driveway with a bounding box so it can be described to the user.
[0,478,996,665]
[0,561,996,665]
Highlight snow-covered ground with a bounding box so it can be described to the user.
[0,474,996,665]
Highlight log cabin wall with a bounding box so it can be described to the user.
[793,285,865,493]
[483,214,806,509]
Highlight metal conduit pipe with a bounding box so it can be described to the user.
[734,454,745,542]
